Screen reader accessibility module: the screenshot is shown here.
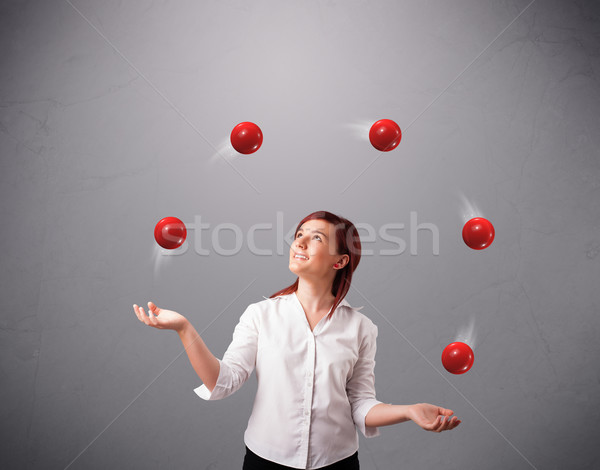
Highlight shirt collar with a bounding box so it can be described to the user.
[264,293,357,310]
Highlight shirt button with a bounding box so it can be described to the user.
[304,409,310,416]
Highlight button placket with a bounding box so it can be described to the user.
[303,332,316,424]
[303,335,315,470]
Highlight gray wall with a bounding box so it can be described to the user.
[1,0,599,469]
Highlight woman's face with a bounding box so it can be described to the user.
[289,219,348,281]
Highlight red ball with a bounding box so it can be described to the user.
[442,342,474,375]
[462,217,495,250]
[369,119,402,151]
[230,122,263,154]
[154,217,187,250]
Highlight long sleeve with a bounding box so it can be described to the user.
[346,321,383,438]
[194,304,259,401]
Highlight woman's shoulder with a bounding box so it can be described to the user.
[258,293,292,305]
[338,302,378,334]
[246,294,292,314]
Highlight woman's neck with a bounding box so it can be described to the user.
[295,279,335,314]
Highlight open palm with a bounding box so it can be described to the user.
[409,403,461,432]
[133,302,188,332]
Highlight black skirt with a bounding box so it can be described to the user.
[242,446,360,470]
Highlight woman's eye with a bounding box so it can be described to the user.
[296,233,321,241]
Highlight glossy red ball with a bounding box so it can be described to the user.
[154,217,187,250]
[369,119,402,151]
[462,217,495,250]
[442,342,474,375]
[230,122,263,154]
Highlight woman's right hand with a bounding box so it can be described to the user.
[133,302,189,333]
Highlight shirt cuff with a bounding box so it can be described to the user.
[193,359,228,401]
[354,398,383,438]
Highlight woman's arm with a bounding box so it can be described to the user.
[133,302,220,391]
[365,403,461,432]
[365,403,411,427]
[177,319,220,392]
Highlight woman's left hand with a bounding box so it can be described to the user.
[408,403,461,432]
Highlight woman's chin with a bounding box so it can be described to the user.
[289,264,303,275]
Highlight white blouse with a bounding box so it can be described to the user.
[194,292,382,469]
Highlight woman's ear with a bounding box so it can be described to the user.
[336,254,350,269]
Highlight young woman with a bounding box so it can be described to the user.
[133,211,460,469]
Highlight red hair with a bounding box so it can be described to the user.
[270,211,361,320]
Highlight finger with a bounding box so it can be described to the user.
[440,407,454,416]
[133,304,142,322]
[444,416,459,431]
[449,418,461,430]
[437,416,449,432]
[134,304,146,324]
[431,417,444,432]
[441,416,454,431]
[149,308,159,327]
[436,415,452,432]
[441,416,453,432]
[428,415,444,432]
[139,306,151,326]
[148,301,159,315]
